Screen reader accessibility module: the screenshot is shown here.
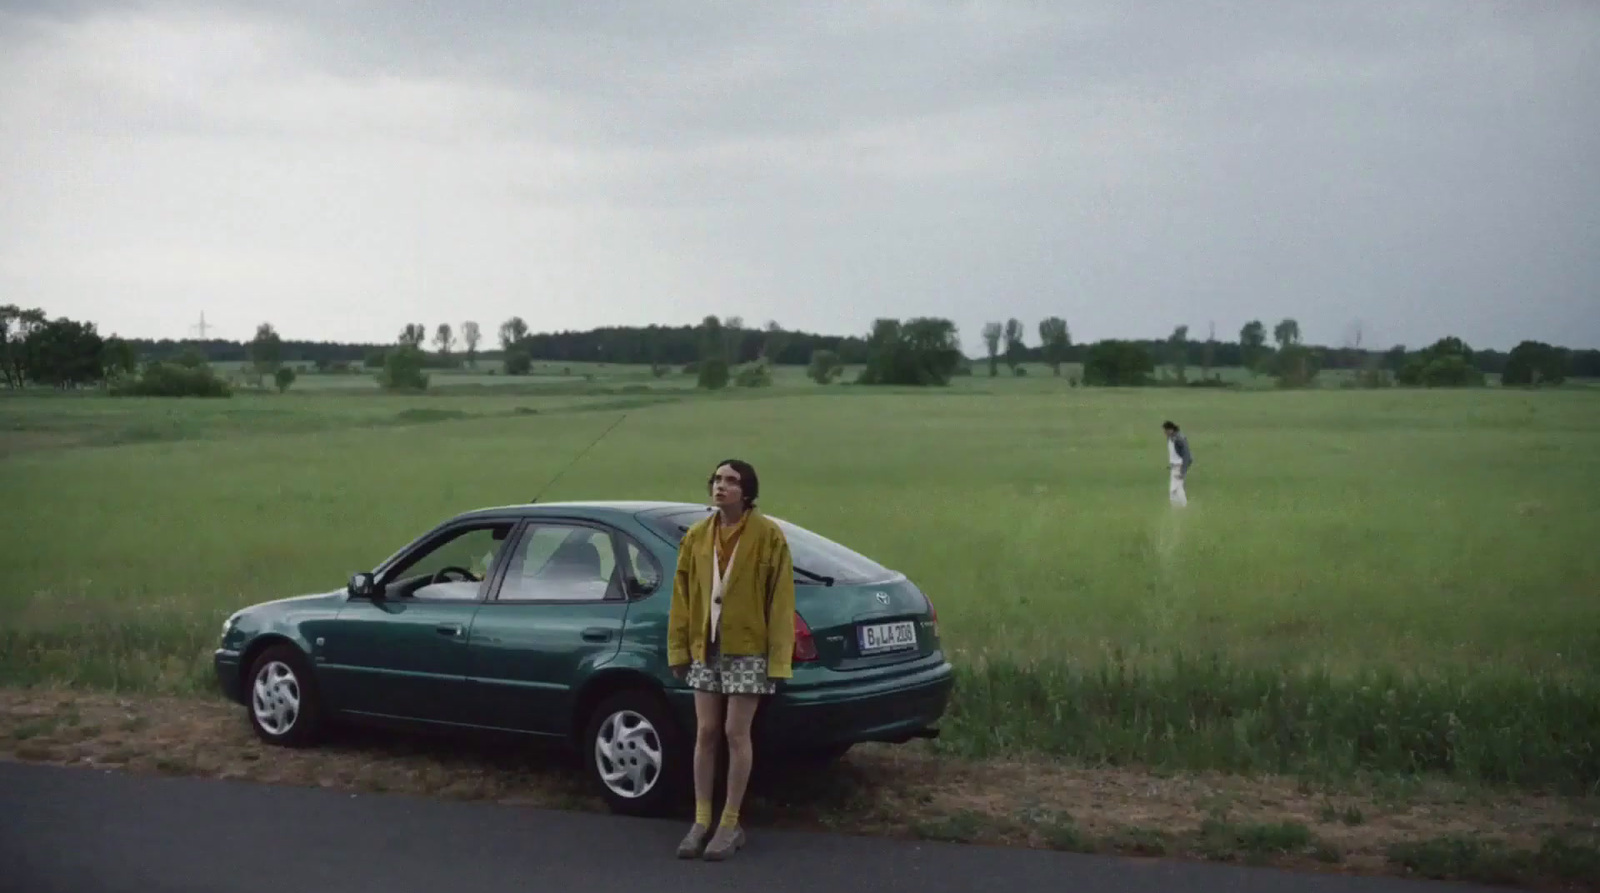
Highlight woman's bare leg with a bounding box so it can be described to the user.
[720,694,761,825]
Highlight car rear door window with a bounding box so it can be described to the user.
[495,524,621,602]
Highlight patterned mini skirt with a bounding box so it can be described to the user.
[686,639,777,696]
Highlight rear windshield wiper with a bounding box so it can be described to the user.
[795,566,834,587]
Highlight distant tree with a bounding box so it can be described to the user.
[697,315,729,390]
[434,323,454,359]
[1568,349,1600,378]
[1384,345,1409,373]
[274,366,297,393]
[249,322,283,378]
[399,324,427,349]
[1239,320,1268,374]
[722,316,745,364]
[102,337,139,380]
[761,321,790,365]
[857,317,963,386]
[1201,322,1217,380]
[1038,317,1070,376]
[1168,325,1190,383]
[461,321,482,367]
[1273,318,1301,349]
[498,317,528,351]
[24,317,104,388]
[808,349,844,384]
[378,345,430,391]
[1270,343,1322,388]
[1397,336,1484,388]
[1082,340,1154,386]
[981,322,1002,377]
[1500,340,1568,387]
[1,304,47,388]
[1003,318,1026,374]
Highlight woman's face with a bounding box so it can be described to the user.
[710,464,744,510]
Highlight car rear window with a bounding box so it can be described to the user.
[642,509,895,585]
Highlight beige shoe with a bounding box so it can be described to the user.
[676,823,709,859]
[702,824,745,861]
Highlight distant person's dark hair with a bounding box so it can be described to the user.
[1163,420,1179,432]
[707,459,760,508]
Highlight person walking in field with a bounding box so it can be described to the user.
[667,458,796,862]
[1164,420,1193,507]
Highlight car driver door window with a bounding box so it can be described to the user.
[318,521,516,724]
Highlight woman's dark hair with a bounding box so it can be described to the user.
[707,458,759,508]
[1162,420,1179,432]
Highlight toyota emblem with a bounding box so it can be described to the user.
[874,592,889,605]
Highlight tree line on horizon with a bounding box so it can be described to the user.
[2,303,1592,393]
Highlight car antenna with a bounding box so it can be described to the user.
[529,412,629,505]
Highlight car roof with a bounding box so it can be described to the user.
[451,500,706,522]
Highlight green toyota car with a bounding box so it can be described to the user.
[213,500,954,815]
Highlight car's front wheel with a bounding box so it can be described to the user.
[246,643,324,748]
[582,689,687,817]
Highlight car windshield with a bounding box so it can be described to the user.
[642,509,895,586]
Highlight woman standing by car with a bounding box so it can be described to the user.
[666,458,795,861]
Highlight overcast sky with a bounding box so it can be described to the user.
[2,1,1597,353]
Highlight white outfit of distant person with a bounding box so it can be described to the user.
[1165,423,1193,507]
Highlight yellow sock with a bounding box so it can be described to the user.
[720,806,740,829]
[695,800,712,826]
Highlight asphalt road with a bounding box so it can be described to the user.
[0,761,1513,893]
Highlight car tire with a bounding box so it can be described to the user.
[582,689,688,818]
[245,643,325,748]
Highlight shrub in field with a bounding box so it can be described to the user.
[697,357,729,390]
[273,366,296,393]
[503,349,532,375]
[111,361,232,398]
[377,346,430,391]
[734,360,773,387]
[808,349,843,384]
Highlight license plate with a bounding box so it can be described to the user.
[858,620,918,654]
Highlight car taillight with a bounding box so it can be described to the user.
[793,612,818,662]
[924,594,939,636]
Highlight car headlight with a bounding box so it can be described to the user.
[220,612,242,639]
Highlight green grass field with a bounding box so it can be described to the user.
[3,371,1598,791]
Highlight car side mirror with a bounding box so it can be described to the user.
[348,572,378,599]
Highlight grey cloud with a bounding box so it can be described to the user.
[0,0,1596,350]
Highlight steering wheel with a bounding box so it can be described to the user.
[429,566,478,585]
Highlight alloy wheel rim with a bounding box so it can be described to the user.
[251,660,301,735]
[594,709,663,798]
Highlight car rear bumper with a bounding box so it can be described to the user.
[214,649,245,705]
[759,657,955,750]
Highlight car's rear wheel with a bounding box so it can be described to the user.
[246,643,324,748]
[583,689,687,817]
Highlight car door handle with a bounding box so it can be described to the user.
[581,628,612,642]
[436,624,464,637]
